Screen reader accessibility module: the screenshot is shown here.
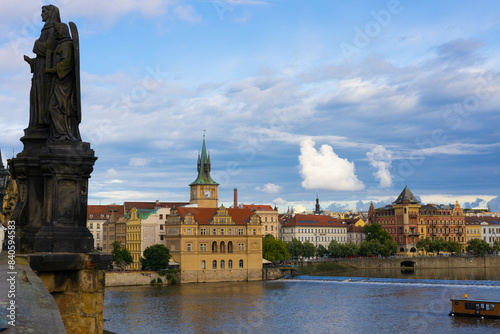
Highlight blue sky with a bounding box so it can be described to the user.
[1,0,500,212]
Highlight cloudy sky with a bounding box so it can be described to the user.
[1,0,500,212]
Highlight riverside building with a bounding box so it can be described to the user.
[164,136,263,283]
[368,186,466,255]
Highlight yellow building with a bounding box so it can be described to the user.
[125,208,142,270]
[165,136,263,283]
[242,204,279,239]
[465,222,482,243]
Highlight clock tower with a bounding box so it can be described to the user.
[189,135,219,208]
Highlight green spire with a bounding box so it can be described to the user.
[190,134,218,186]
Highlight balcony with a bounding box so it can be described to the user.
[409,232,420,237]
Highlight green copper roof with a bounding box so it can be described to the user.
[190,135,219,186]
[394,186,420,204]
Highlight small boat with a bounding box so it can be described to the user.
[449,294,500,319]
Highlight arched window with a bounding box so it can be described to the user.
[220,260,225,269]
[228,241,233,253]
[400,247,405,252]
[201,260,206,269]
[220,241,226,253]
[212,260,217,269]
[239,259,244,269]
[228,260,233,269]
[212,241,218,253]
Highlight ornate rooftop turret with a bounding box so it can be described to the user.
[190,134,218,186]
[394,186,420,205]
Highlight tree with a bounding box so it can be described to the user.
[429,238,447,255]
[382,239,397,256]
[416,237,432,254]
[286,238,303,259]
[263,235,290,261]
[343,242,359,257]
[316,244,329,258]
[492,241,500,253]
[364,224,392,243]
[446,240,462,254]
[302,241,316,258]
[140,244,171,271]
[112,241,133,270]
[328,240,343,258]
[466,239,491,256]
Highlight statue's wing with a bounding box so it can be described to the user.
[69,21,81,123]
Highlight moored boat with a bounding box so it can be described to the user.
[450,295,500,319]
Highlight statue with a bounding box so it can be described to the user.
[24,5,81,142]
[45,23,81,141]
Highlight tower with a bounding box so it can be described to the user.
[189,135,219,208]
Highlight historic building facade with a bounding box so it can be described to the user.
[87,204,123,250]
[164,137,263,283]
[241,204,279,239]
[280,214,347,247]
[368,186,466,254]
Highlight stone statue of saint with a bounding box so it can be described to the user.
[24,5,61,129]
[45,23,81,141]
[24,5,82,142]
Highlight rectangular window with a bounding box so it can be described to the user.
[188,229,191,235]
[201,228,206,235]
[253,229,256,235]
[228,229,232,235]
[213,229,217,235]
[160,235,164,241]
[90,223,93,229]
[221,229,224,235]
[187,244,192,251]
[160,225,164,230]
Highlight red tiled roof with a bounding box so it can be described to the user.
[347,224,365,232]
[241,204,274,211]
[124,201,189,212]
[174,207,255,225]
[87,205,124,219]
[281,214,345,227]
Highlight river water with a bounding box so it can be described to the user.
[103,271,500,334]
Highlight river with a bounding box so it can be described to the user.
[103,272,500,333]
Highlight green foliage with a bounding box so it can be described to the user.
[286,238,303,259]
[140,244,171,271]
[150,279,156,285]
[302,241,316,258]
[416,237,432,253]
[359,239,394,257]
[492,241,500,253]
[112,241,133,269]
[446,240,462,254]
[316,244,329,258]
[364,224,392,243]
[466,238,491,256]
[263,235,290,261]
[156,277,163,284]
[328,240,342,257]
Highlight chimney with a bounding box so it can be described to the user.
[234,188,238,208]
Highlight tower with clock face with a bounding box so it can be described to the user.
[189,135,219,208]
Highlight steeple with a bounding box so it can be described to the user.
[394,186,419,204]
[314,193,322,215]
[190,134,218,186]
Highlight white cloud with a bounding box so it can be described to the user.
[294,204,306,213]
[298,139,364,191]
[272,197,287,206]
[366,145,393,188]
[129,158,151,167]
[256,183,281,193]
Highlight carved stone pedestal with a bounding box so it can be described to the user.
[35,141,96,253]
[10,137,97,253]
